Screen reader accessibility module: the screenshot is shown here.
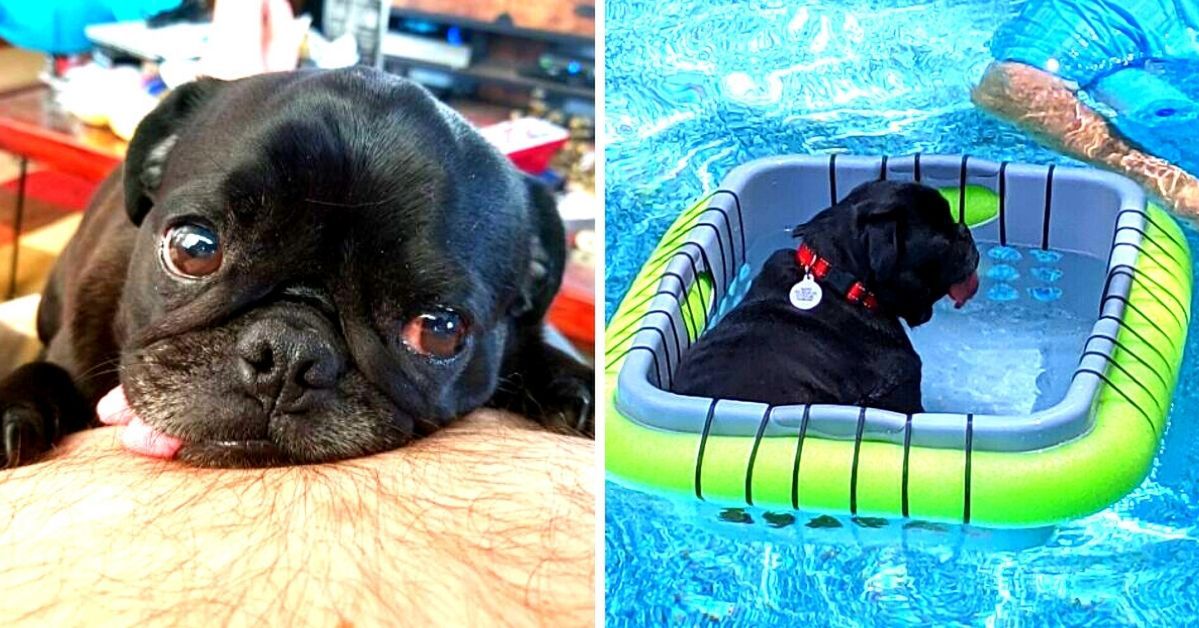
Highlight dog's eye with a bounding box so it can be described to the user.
[401,309,468,358]
[162,222,222,278]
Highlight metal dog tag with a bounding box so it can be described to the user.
[789,276,823,310]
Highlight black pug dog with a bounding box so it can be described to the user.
[0,67,593,468]
[671,180,979,414]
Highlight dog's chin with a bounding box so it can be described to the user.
[900,305,934,328]
[177,439,288,467]
[136,392,416,466]
[126,399,417,467]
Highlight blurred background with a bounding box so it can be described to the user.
[0,0,595,361]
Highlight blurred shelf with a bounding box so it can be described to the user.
[386,55,593,100]
[390,4,594,45]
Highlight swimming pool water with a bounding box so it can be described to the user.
[1135,60,1199,172]
[604,0,1199,624]
[604,0,1092,318]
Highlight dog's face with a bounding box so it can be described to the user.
[114,68,561,466]
[796,180,979,326]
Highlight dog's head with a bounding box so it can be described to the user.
[115,68,564,466]
[794,180,979,326]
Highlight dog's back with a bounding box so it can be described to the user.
[671,249,924,412]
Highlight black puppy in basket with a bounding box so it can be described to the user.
[671,180,980,414]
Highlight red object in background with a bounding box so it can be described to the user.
[1,170,95,210]
[52,55,91,79]
[0,116,121,183]
[480,117,591,344]
[0,170,96,247]
[478,117,570,174]
[549,251,595,345]
[506,138,570,174]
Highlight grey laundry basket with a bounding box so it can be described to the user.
[605,154,1191,528]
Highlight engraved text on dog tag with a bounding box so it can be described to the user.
[789,276,823,310]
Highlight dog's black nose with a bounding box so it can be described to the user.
[236,319,342,409]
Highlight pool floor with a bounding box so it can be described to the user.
[908,244,1102,415]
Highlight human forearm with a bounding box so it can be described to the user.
[973,61,1199,217]
[0,412,594,626]
[972,61,1129,160]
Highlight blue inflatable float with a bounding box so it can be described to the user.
[991,0,1199,174]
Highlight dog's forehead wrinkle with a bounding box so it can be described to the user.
[191,98,444,220]
[152,179,223,222]
[168,72,510,237]
[133,271,277,346]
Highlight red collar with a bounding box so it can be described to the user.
[795,243,880,312]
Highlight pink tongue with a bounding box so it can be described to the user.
[97,386,134,426]
[121,415,184,459]
[96,386,183,459]
[949,271,980,309]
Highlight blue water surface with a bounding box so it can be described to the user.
[604,0,1199,624]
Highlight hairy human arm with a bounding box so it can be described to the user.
[0,411,594,626]
[972,61,1199,217]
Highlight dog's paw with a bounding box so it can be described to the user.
[3,403,52,468]
[490,341,595,439]
[0,362,93,468]
[536,372,594,437]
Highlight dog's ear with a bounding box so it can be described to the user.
[510,177,566,323]
[858,201,903,282]
[124,78,225,225]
